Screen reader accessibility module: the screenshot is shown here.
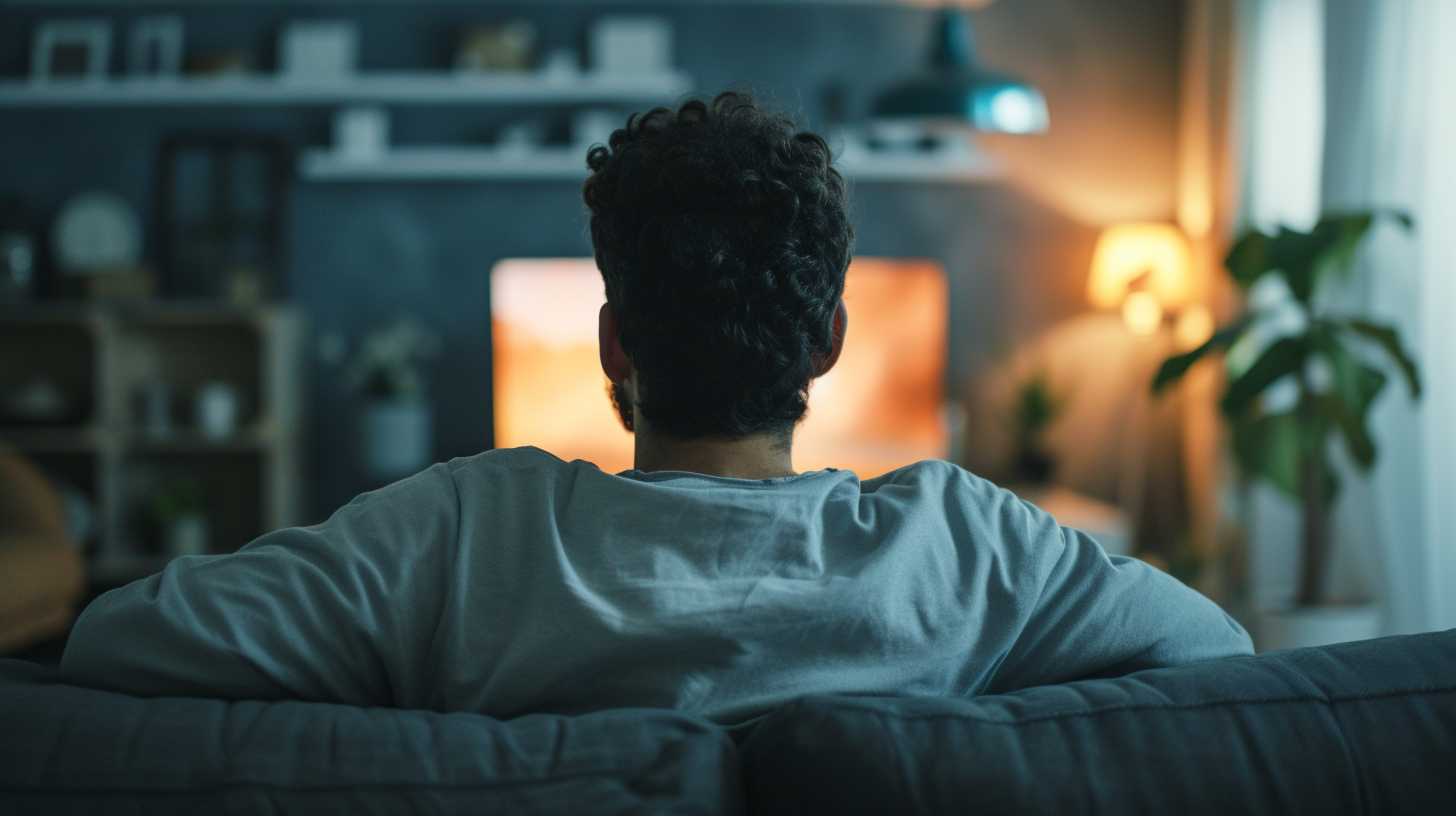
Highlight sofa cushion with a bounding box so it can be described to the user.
[741,630,1456,815]
[0,660,742,816]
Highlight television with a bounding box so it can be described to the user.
[491,257,948,478]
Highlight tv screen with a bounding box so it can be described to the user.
[491,257,948,478]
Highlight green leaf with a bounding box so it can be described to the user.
[1342,318,1422,398]
[1312,327,1389,419]
[1232,413,1302,498]
[1309,213,1375,280]
[1221,338,1307,419]
[1225,230,1275,289]
[1315,394,1376,470]
[1151,316,1253,393]
[1265,226,1337,302]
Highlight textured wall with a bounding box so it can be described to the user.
[0,1,1182,520]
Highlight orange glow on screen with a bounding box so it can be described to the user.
[491,258,948,478]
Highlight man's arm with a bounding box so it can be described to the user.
[61,464,460,707]
[984,524,1253,694]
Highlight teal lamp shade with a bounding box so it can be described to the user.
[873,8,1049,134]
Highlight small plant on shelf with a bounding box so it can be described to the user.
[1152,212,1421,606]
[1010,369,1066,486]
[346,315,442,400]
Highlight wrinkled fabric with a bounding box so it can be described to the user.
[739,630,1456,816]
[62,448,1250,723]
[0,658,742,816]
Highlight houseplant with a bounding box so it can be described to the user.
[1152,212,1420,643]
[348,316,441,482]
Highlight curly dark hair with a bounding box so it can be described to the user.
[582,92,854,441]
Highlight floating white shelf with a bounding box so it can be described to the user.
[299,144,1005,184]
[301,146,589,181]
[0,70,693,108]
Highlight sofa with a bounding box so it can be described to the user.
[2,630,1453,815]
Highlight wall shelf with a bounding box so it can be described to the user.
[0,70,693,108]
[299,144,1005,184]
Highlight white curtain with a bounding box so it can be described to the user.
[1237,0,1456,632]
[1320,0,1456,634]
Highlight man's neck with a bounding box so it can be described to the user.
[632,429,797,480]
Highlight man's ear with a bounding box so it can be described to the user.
[599,303,633,384]
[814,300,849,377]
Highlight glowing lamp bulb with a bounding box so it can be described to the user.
[1122,291,1164,336]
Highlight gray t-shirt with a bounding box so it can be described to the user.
[61,447,1251,723]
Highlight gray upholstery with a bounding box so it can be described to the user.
[0,660,743,816]
[741,630,1456,815]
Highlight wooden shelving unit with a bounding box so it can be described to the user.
[0,302,304,587]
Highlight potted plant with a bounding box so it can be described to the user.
[347,316,441,483]
[153,479,208,557]
[1153,212,1420,648]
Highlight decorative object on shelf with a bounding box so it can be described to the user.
[30,19,111,84]
[495,121,546,156]
[0,196,38,301]
[1009,369,1065,486]
[332,105,390,164]
[53,191,141,275]
[3,377,70,425]
[589,17,672,76]
[455,21,537,73]
[140,382,173,439]
[873,8,1047,134]
[0,232,36,301]
[278,20,358,82]
[1087,222,1213,345]
[126,16,183,79]
[152,479,208,557]
[572,108,620,151]
[348,316,441,483]
[195,381,239,440]
[1152,211,1422,644]
[157,136,286,301]
[52,190,156,300]
[540,49,581,82]
[189,50,254,78]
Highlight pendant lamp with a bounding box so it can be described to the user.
[873,7,1049,134]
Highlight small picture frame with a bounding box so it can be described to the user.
[278,20,358,82]
[128,16,184,78]
[30,19,112,83]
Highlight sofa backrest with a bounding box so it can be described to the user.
[741,630,1456,816]
[0,660,743,816]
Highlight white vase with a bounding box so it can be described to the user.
[361,398,433,482]
[1257,604,1381,652]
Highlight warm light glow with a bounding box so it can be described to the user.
[491,258,949,478]
[1174,304,1215,350]
[1086,223,1194,311]
[1121,291,1164,336]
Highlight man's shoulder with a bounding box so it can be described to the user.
[866,459,1062,550]
[444,446,600,487]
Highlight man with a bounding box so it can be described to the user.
[62,93,1251,723]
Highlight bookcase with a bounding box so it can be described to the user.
[0,301,303,587]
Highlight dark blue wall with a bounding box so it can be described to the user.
[0,1,1180,520]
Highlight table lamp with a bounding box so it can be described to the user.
[1086,223,1210,347]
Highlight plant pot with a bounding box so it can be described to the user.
[165,513,209,557]
[1256,603,1381,652]
[361,398,433,482]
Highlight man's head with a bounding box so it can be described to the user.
[583,92,854,443]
